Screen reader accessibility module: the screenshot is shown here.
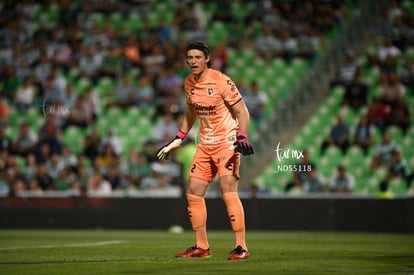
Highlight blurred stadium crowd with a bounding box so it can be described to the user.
[0,0,413,197]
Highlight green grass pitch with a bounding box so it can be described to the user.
[0,230,413,274]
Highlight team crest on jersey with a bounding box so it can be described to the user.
[206,87,214,96]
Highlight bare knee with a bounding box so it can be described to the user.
[219,175,238,193]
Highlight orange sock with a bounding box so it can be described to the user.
[222,192,247,251]
[186,193,209,250]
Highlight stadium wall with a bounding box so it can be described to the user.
[0,197,413,233]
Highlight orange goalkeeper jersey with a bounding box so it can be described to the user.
[184,68,242,146]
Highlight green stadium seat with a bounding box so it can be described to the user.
[75,77,93,94]
[90,12,105,29]
[95,117,109,136]
[127,12,142,32]
[386,125,404,143]
[109,12,124,31]
[105,107,124,125]
[63,126,84,154]
[96,77,115,97]
[389,177,407,195]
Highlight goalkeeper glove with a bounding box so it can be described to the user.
[156,130,187,160]
[229,130,254,155]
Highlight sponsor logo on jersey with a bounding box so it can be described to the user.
[194,103,217,116]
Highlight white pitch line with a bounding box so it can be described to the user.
[0,240,127,251]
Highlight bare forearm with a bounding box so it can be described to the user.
[179,107,196,134]
[233,100,250,133]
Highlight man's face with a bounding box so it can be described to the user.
[186,49,209,75]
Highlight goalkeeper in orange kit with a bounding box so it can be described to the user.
[156,42,254,260]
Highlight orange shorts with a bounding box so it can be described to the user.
[188,142,240,183]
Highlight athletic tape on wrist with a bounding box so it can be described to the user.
[237,130,247,139]
[176,130,187,140]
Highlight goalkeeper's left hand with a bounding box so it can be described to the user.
[229,131,254,155]
[156,130,186,160]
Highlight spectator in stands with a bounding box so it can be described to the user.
[279,29,298,61]
[242,81,269,124]
[78,45,103,85]
[385,98,411,135]
[184,19,208,43]
[54,38,75,74]
[83,87,100,120]
[227,21,245,50]
[108,75,136,108]
[0,167,9,195]
[153,111,180,144]
[35,143,51,165]
[353,115,375,156]
[105,165,128,191]
[342,74,368,110]
[83,127,102,162]
[62,83,77,110]
[376,36,402,65]
[370,132,399,174]
[366,97,388,134]
[303,165,328,193]
[43,76,65,105]
[100,127,122,156]
[255,25,281,59]
[134,73,155,108]
[16,59,32,83]
[46,152,65,181]
[142,44,166,75]
[3,62,21,96]
[3,155,21,192]
[297,22,319,62]
[12,122,38,157]
[76,162,91,196]
[320,114,351,155]
[0,96,10,127]
[54,166,79,191]
[396,57,414,94]
[211,2,234,23]
[127,150,152,189]
[95,142,118,174]
[87,170,112,196]
[27,177,43,194]
[285,149,316,192]
[21,153,37,185]
[0,126,12,153]
[63,95,93,129]
[385,148,410,187]
[37,117,63,155]
[14,76,37,114]
[375,180,395,199]
[329,165,355,193]
[141,160,180,192]
[330,51,360,88]
[155,18,173,44]
[157,64,184,96]
[99,47,124,79]
[50,67,67,96]
[35,162,53,191]
[379,54,397,75]
[378,72,406,105]
[60,145,77,170]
